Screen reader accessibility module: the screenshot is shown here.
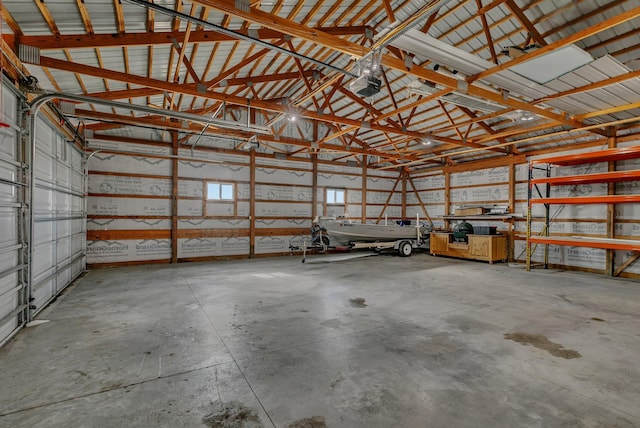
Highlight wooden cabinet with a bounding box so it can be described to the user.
[430,232,449,254]
[430,233,507,263]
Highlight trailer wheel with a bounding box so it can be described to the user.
[398,241,412,257]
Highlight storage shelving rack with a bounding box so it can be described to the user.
[526,146,640,272]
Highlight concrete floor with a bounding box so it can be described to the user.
[0,253,639,428]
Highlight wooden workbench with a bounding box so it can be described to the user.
[430,232,507,264]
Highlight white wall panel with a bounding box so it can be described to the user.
[177,237,249,258]
[255,235,304,254]
[451,166,509,187]
[180,161,249,180]
[366,205,402,218]
[179,218,248,229]
[367,190,400,204]
[90,152,171,175]
[255,202,311,217]
[318,172,360,187]
[450,184,509,203]
[178,180,204,198]
[239,184,314,201]
[257,158,311,170]
[366,175,397,191]
[416,190,445,204]
[257,167,312,185]
[347,190,362,204]
[88,197,171,216]
[88,218,171,230]
[178,199,203,216]
[87,239,171,263]
[89,175,172,196]
[255,219,308,229]
[411,174,445,190]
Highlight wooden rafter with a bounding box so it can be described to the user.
[194,0,596,134]
[34,0,59,34]
[75,0,94,34]
[34,56,440,143]
[75,107,418,163]
[113,0,125,34]
[383,0,396,23]
[438,101,463,140]
[471,7,640,82]
[540,0,627,39]
[476,0,499,63]
[456,106,518,154]
[503,0,546,46]
[1,5,22,36]
[586,27,640,53]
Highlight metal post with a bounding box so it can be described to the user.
[526,160,532,271]
[544,164,550,269]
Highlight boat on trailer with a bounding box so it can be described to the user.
[315,216,430,246]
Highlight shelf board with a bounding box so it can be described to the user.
[443,214,522,220]
[528,236,640,251]
[530,195,640,204]
[531,146,640,166]
[531,170,640,185]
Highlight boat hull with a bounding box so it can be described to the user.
[319,218,422,245]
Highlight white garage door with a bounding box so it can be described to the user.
[0,80,27,347]
[31,117,85,316]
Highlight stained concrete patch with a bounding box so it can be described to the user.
[504,332,581,359]
[286,415,327,428]
[349,298,367,308]
[202,401,263,428]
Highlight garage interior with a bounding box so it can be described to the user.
[1,0,639,426]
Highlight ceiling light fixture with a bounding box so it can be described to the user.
[408,80,505,113]
[518,110,536,122]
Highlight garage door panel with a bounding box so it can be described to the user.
[0,80,24,347]
[0,181,18,203]
[0,208,18,246]
[33,241,55,279]
[34,150,54,181]
[0,121,18,159]
[0,250,19,278]
[56,237,71,262]
[55,191,71,212]
[34,222,53,246]
[34,187,54,214]
[32,278,54,310]
[0,272,19,318]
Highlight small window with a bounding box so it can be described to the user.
[207,182,234,201]
[326,188,345,204]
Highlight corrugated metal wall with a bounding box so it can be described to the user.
[0,80,26,346]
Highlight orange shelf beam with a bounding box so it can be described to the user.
[531,146,640,166]
[530,195,640,204]
[528,236,640,251]
[531,170,640,186]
